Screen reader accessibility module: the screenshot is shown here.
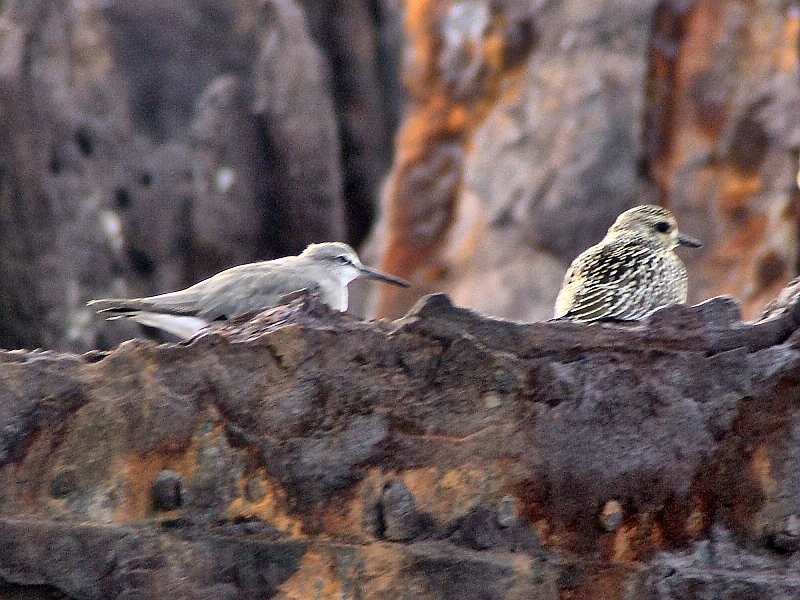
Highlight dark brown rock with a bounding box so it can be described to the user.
[189,75,276,279]
[1,283,800,596]
[297,0,394,245]
[444,505,541,554]
[100,0,259,142]
[0,0,139,351]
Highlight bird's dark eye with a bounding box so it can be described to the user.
[336,255,350,264]
[654,221,671,233]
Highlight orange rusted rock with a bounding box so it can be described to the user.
[2,286,800,597]
[372,0,800,323]
[647,0,800,320]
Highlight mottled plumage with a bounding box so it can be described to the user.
[89,242,409,338]
[554,205,702,322]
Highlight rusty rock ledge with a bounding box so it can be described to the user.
[2,282,800,599]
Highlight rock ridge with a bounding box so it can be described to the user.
[2,281,800,598]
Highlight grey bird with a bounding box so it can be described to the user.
[89,242,410,338]
[553,205,702,322]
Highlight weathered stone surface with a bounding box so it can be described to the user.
[1,280,800,597]
[0,519,306,600]
[370,0,800,322]
[633,527,800,599]
[2,1,800,595]
[297,0,394,245]
[647,0,800,321]
[0,0,393,352]
[189,75,276,279]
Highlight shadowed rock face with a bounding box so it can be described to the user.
[1,279,800,598]
[0,0,391,353]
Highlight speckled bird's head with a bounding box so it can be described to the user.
[605,205,702,251]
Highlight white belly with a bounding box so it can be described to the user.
[326,285,348,311]
[315,276,349,311]
[127,312,209,339]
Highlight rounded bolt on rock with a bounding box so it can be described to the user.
[50,467,77,498]
[244,477,265,503]
[600,500,623,532]
[152,470,183,511]
[379,478,422,542]
[497,495,518,528]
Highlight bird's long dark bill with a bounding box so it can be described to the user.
[359,265,411,287]
[677,233,703,248]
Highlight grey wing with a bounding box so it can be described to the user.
[191,264,318,320]
[88,269,262,317]
[90,260,318,320]
[88,290,210,317]
[89,262,288,318]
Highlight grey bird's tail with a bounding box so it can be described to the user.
[87,293,201,317]
[87,298,210,339]
[87,298,151,316]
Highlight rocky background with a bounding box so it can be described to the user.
[1,0,799,352]
[2,0,800,598]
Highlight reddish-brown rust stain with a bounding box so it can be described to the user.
[698,378,800,538]
[11,427,60,513]
[116,452,194,521]
[227,468,303,537]
[560,564,642,600]
[755,250,788,290]
[610,516,665,564]
[114,424,209,521]
[355,543,408,597]
[512,475,551,537]
[275,549,344,600]
[650,0,731,197]
[750,444,778,498]
[376,0,532,318]
[645,0,703,193]
[645,0,800,319]
[513,477,676,559]
[781,6,800,69]
[656,494,706,548]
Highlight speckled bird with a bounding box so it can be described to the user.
[553,205,702,322]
